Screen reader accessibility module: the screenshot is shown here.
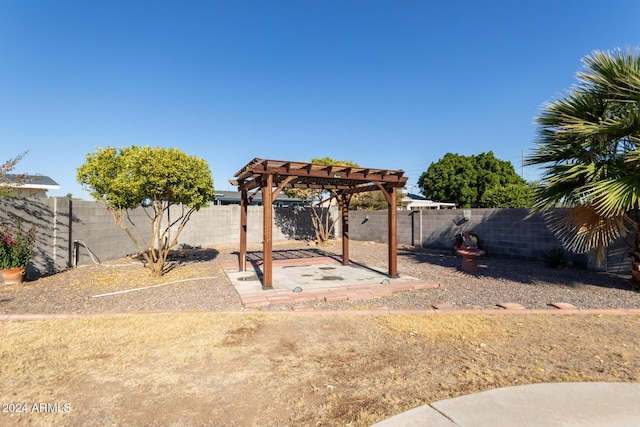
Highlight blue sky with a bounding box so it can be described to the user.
[1,1,638,199]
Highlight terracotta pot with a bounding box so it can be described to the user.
[2,267,26,285]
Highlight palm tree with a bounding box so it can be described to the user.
[526,48,640,290]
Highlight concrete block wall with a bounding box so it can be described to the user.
[466,209,591,267]
[70,204,325,264]
[70,200,145,267]
[347,208,591,266]
[0,198,71,277]
[181,205,327,245]
[604,221,636,274]
[348,210,427,247]
[0,197,630,277]
[1,198,331,275]
[453,209,561,259]
[178,204,238,246]
[49,197,73,273]
[398,211,416,246]
[273,206,322,241]
[416,209,461,248]
[349,210,389,242]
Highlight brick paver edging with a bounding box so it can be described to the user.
[1,308,639,321]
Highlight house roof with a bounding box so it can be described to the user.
[3,174,60,190]
[214,190,303,203]
[401,193,457,209]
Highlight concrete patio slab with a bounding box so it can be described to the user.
[220,255,438,308]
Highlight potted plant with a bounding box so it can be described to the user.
[0,217,36,285]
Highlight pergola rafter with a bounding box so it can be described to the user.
[230,158,408,288]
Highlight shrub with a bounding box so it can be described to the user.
[0,217,36,269]
[543,246,567,269]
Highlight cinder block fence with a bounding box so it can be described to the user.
[0,197,630,279]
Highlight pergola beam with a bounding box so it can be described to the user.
[240,160,405,183]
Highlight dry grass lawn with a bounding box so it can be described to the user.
[1,313,639,426]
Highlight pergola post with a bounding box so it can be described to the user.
[262,173,273,288]
[239,189,248,271]
[388,187,399,278]
[338,193,350,266]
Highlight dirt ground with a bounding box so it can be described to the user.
[1,313,639,426]
[1,241,640,426]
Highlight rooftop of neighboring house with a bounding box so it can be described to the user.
[213,190,305,206]
[4,174,59,188]
[401,192,457,209]
[2,174,60,197]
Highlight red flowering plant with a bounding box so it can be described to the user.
[0,217,36,270]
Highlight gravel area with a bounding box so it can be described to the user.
[1,248,244,314]
[2,240,640,314]
[243,240,640,311]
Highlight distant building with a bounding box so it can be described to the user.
[213,190,455,210]
[401,193,457,210]
[1,174,60,198]
[213,190,305,207]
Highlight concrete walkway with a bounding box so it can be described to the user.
[371,382,640,427]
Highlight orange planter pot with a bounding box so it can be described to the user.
[2,267,26,285]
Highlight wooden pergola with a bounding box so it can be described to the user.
[230,158,408,288]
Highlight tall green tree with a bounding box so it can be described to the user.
[77,146,215,276]
[526,48,640,290]
[418,151,530,208]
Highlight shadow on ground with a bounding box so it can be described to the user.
[398,246,634,292]
[128,247,221,274]
[239,248,342,263]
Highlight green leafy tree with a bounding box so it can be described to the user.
[480,183,534,208]
[77,146,215,276]
[418,153,477,208]
[0,151,29,197]
[418,151,530,208]
[526,48,640,289]
[350,190,403,210]
[284,157,359,244]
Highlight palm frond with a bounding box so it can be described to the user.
[579,48,640,100]
[585,175,640,217]
[529,48,640,265]
[544,205,633,264]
